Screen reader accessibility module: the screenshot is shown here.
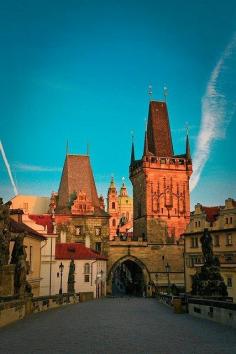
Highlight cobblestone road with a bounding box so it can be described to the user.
[0,298,236,354]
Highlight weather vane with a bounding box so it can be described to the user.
[185,121,189,135]
[163,85,168,102]
[148,84,152,101]
[131,130,134,142]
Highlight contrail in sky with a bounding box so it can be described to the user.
[190,33,236,192]
[0,141,18,196]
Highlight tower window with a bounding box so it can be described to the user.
[112,219,116,227]
[112,202,115,209]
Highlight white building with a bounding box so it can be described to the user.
[41,241,107,298]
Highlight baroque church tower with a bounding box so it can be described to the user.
[130,101,192,242]
[107,177,119,238]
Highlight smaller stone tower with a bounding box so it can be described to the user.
[107,177,119,239]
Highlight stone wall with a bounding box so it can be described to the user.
[188,297,236,328]
[0,293,79,328]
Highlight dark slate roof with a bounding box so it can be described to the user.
[55,243,107,260]
[57,154,100,210]
[147,101,174,157]
[9,218,46,240]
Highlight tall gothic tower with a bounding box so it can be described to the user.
[130,101,192,242]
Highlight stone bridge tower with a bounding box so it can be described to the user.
[130,101,192,242]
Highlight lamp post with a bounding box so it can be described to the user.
[165,263,170,294]
[59,262,64,295]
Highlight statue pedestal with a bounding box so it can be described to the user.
[0,264,15,296]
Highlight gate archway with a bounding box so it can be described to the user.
[108,256,150,297]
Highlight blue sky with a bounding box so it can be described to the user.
[0,0,236,208]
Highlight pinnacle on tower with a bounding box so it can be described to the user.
[143,130,152,157]
[185,132,191,161]
[130,140,135,166]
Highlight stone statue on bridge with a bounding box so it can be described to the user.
[191,228,228,297]
[11,232,32,296]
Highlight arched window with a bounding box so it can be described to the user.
[112,218,116,227]
[84,263,90,274]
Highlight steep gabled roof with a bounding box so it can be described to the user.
[57,155,100,210]
[55,243,107,260]
[147,101,174,157]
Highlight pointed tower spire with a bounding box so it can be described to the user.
[185,129,191,161]
[130,131,135,166]
[147,101,174,157]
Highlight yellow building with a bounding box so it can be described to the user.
[9,209,46,296]
[10,195,50,215]
[184,198,236,301]
[107,178,133,239]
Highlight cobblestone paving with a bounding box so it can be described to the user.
[0,297,236,354]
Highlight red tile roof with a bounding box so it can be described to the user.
[202,206,221,223]
[29,214,54,233]
[147,101,174,157]
[55,243,107,260]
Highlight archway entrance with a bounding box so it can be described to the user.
[112,260,144,296]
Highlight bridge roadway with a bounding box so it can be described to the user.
[0,297,235,354]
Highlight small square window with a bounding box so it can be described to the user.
[84,274,90,282]
[95,227,101,236]
[75,226,82,236]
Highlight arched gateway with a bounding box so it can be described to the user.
[107,256,150,296]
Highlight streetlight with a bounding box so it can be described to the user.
[165,263,171,294]
[59,262,64,295]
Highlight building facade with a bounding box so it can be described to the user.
[184,198,236,301]
[107,177,133,239]
[108,100,192,295]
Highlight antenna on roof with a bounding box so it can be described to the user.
[148,84,152,101]
[185,121,189,135]
[86,143,90,156]
[163,85,168,102]
[131,130,134,142]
